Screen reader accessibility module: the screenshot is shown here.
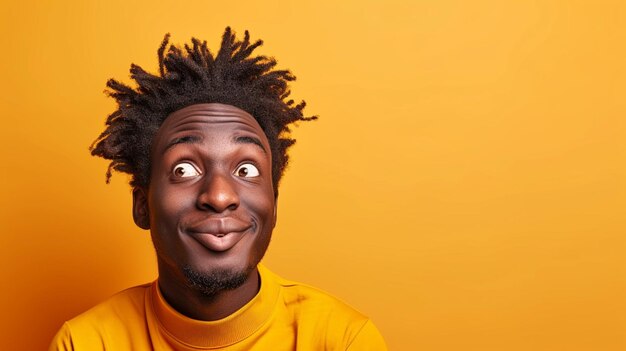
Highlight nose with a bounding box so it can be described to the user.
[196,173,239,213]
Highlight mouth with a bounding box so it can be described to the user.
[190,231,249,252]
[185,218,253,252]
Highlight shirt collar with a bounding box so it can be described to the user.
[148,264,281,348]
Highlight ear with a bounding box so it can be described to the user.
[272,199,278,229]
[132,187,150,230]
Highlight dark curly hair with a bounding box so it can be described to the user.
[90,27,316,193]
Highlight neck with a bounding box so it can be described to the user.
[157,264,260,321]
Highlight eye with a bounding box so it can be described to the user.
[172,162,201,178]
[234,163,260,178]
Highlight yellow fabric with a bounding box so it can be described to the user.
[49,265,387,350]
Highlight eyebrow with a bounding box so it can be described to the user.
[164,135,202,154]
[163,135,266,154]
[234,135,267,153]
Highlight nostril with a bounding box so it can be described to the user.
[196,174,240,212]
[196,192,240,213]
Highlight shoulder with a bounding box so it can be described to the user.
[70,282,151,328]
[49,283,152,351]
[276,272,367,323]
[262,267,387,350]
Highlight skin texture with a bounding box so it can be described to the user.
[132,103,276,321]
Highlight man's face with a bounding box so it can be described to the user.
[134,103,275,295]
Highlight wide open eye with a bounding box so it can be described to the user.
[234,163,260,178]
[172,162,201,178]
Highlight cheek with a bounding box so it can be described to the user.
[242,188,275,227]
[149,185,195,230]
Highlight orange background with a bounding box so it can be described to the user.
[1,1,625,350]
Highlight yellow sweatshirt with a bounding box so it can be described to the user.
[50,265,387,350]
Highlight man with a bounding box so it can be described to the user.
[50,28,387,350]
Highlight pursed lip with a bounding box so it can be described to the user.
[185,217,252,235]
[184,217,253,252]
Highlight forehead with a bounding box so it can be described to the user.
[159,103,264,135]
[152,103,269,151]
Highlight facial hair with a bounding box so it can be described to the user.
[182,265,251,299]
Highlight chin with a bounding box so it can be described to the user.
[182,262,256,297]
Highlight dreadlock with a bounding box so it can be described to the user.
[90,27,316,192]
